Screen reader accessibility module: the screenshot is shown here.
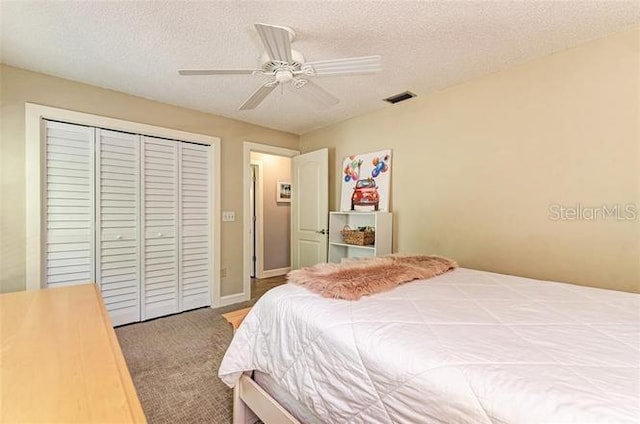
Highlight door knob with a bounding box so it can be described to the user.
[316,229,327,235]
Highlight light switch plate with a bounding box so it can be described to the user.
[222,211,235,222]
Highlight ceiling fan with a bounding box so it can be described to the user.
[178,23,382,110]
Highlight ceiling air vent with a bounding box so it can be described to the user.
[383,91,416,104]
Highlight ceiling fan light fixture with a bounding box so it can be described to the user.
[275,70,294,84]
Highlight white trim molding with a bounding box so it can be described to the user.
[218,292,250,308]
[260,267,291,279]
[250,160,264,279]
[25,103,222,307]
[243,142,299,301]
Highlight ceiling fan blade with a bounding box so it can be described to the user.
[238,83,277,110]
[255,23,293,63]
[178,69,259,75]
[305,55,382,76]
[290,80,339,108]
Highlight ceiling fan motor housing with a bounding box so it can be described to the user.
[260,49,305,75]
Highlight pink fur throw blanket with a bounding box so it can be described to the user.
[287,255,457,300]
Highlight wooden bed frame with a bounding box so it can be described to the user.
[222,308,302,424]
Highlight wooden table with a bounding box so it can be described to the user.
[1,284,146,423]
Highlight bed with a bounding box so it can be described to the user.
[219,267,640,423]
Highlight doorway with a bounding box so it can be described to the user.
[250,151,293,279]
[243,142,299,301]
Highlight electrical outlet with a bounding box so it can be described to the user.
[220,268,227,278]
[222,211,235,222]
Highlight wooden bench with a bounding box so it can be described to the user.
[222,306,252,331]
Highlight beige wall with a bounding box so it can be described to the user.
[2,27,638,296]
[0,64,298,295]
[251,152,291,271]
[301,27,640,293]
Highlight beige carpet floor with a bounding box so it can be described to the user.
[116,307,235,423]
[116,277,285,423]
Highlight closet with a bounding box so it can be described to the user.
[44,120,212,326]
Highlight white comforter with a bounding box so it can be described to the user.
[219,268,640,423]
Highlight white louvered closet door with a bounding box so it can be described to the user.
[179,143,211,310]
[141,137,179,320]
[96,129,141,326]
[44,121,95,288]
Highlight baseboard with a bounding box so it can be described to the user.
[218,292,250,308]
[259,267,290,279]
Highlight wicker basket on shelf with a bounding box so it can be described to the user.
[341,225,375,246]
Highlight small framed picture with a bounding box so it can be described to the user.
[277,181,291,203]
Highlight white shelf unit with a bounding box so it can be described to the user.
[328,211,392,263]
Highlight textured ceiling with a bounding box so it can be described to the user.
[2,1,639,135]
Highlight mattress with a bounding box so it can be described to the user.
[219,268,640,423]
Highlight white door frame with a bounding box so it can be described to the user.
[242,142,299,301]
[25,103,222,307]
[250,161,264,279]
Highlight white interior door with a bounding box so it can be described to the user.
[44,121,95,288]
[291,148,329,269]
[141,136,179,320]
[95,129,141,326]
[179,142,211,311]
